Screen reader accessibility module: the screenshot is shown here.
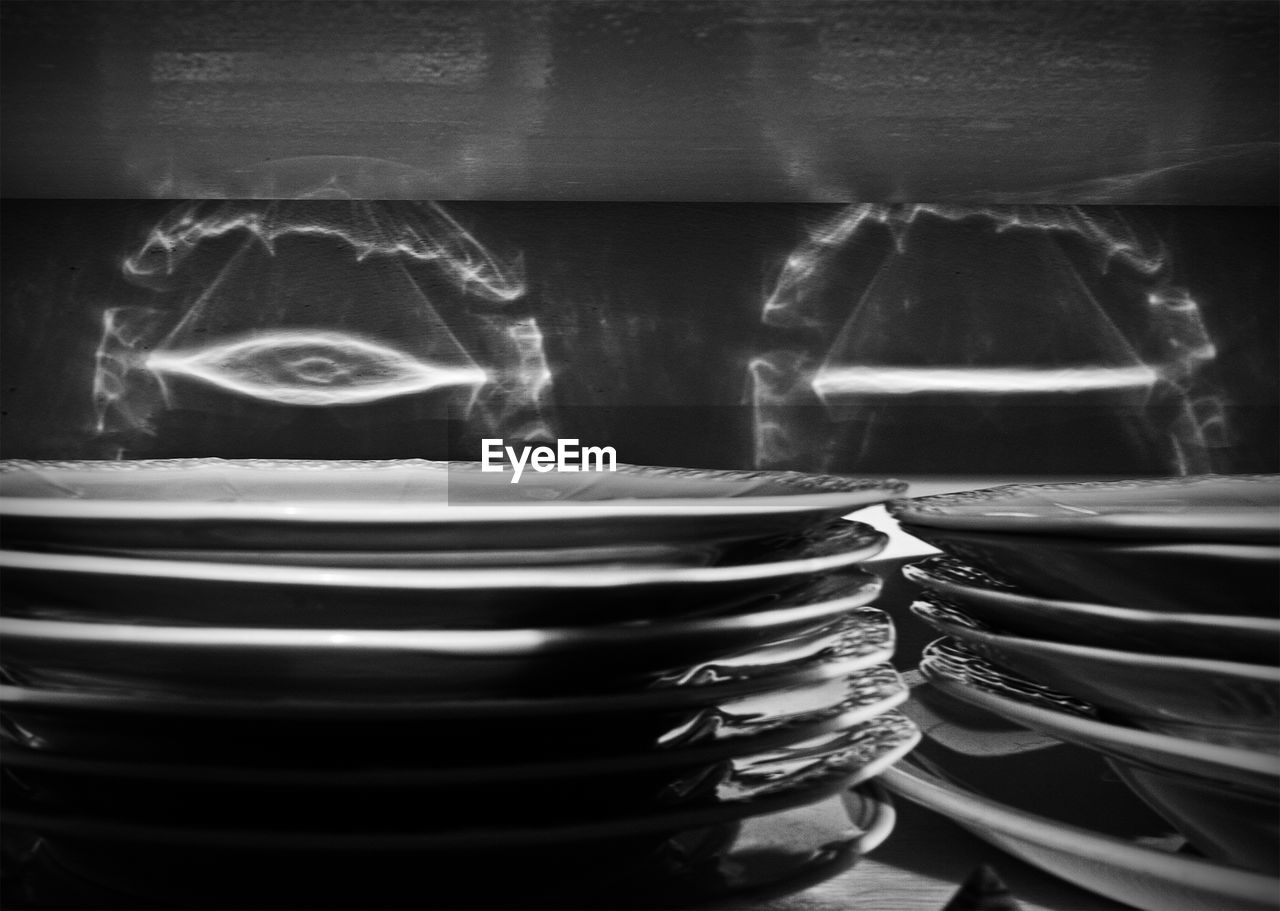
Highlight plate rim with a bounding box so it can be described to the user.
[880,756,1280,908]
[0,459,908,523]
[0,647,900,718]
[902,554,1280,638]
[919,657,1280,785]
[888,475,1280,541]
[897,523,1280,559]
[0,602,890,655]
[2,717,918,849]
[0,521,888,590]
[0,688,911,786]
[911,598,1280,683]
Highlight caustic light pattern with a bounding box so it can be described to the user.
[751,204,1228,474]
[93,200,553,448]
[143,331,491,406]
[121,199,526,303]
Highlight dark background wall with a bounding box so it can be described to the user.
[3,201,1276,476]
[2,1,1277,202]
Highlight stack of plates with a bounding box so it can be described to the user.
[881,475,1280,911]
[0,458,919,909]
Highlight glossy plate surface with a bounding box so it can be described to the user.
[0,459,906,553]
[31,542,728,569]
[0,666,909,786]
[3,781,894,910]
[918,641,1280,794]
[2,712,914,846]
[0,519,887,629]
[2,712,917,831]
[912,598,1280,749]
[899,523,1279,616]
[883,682,1278,911]
[918,641,1280,874]
[889,475,1280,542]
[0,654,901,721]
[0,601,894,699]
[902,554,1280,663]
[3,562,880,655]
[0,667,905,774]
[0,553,879,647]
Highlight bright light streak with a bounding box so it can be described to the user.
[144,330,490,406]
[812,365,1162,398]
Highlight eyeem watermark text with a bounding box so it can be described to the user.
[481,438,617,484]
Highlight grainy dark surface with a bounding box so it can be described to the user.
[2,0,1276,201]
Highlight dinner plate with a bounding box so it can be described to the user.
[0,520,888,629]
[898,523,1279,616]
[919,640,1280,874]
[911,598,1280,749]
[2,712,917,827]
[32,541,730,568]
[2,724,913,910]
[889,475,1280,542]
[1,782,895,911]
[0,661,903,764]
[0,667,909,786]
[2,566,880,678]
[0,598,894,698]
[0,618,894,708]
[918,640,1280,794]
[902,554,1280,663]
[3,713,917,845]
[0,458,907,553]
[882,684,1278,911]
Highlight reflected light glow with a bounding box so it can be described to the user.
[753,204,1229,474]
[122,200,525,304]
[813,365,1162,398]
[144,330,491,406]
[764,204,1166,330]
[749,351,820,468]
[93,200,552,453]
[468,315,557,443]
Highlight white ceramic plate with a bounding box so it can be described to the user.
[898,523,1279,616]
[0,665,905,773]
[919,640,1280,874]
[0,631,900,717]
[3,563,881,660]
[4,713,916,850]
[35,542,730,568]
[881,731,1278,911]
[889,475,1280,542]
[0,568,885,696]
[902,554,1280,663]
[2,714,916,838]
[0,458,907,553]
[917,641,1280,795]
[0,603,894,699]
[0,669,909,786]
[0,520,888,629]
[911,598,1280,749]
[4,782,895,911]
